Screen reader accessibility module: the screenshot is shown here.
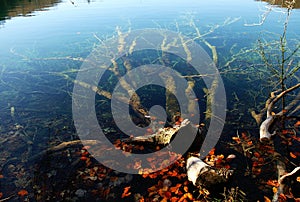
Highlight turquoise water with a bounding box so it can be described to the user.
[0,0,299,200]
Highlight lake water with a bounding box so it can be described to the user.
[0,0,299,201]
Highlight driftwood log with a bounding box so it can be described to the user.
[122,119,192,145]
[186,156,233,187]
[257,83,300,141]
[253,83,300,201]
[123,118,233,187]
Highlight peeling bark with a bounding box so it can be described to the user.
[186,156,233,187]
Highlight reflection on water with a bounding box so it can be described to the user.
[259,0,300,8]
[0,0,61,22]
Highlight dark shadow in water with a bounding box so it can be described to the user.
[0,0,61,25]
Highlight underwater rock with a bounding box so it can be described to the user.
[75,189,86,197]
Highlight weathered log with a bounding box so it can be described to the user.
[186,156,233,187]
[122,119,192,145]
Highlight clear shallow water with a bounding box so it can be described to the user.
[0,0,299,201]
[0,0,299,124]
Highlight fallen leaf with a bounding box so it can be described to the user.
[264,196,271,202]
[18,189,28,197]
[209,148,215,155]
[164,191,172,199]
[170,197,180,202]
[121,186,131,198]
[290,152,297,159]
[272,187,278,194]
[254,152,261,158]
[266,180,279,187]
[183,186,188,193]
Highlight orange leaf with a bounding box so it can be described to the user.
[185,192,193,200]
[266,180,279,187]
[0,174,4,179]
[148,185,157,192]
[170,197,180,202]
[0,192,3,199]
[18,189,28,197]
[121,186,131,198]
[290,152,297,159]
[183,186,188,193]
[297,176,300,182]
[80,156,88,161]
[294,121,300,126]
[232,136,240,143]
[209,148,215,155]
[264,196,271,202]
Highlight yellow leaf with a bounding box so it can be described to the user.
[272,187,278,194]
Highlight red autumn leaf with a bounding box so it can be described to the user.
[18,189,28,197]
[209,148,215,155]
[121,186,131,198]
[282,130,290,135]
[164,191,172,199]
[254,152,261,158]
[0,192,3,199]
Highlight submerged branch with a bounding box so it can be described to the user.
[259,83,300,141]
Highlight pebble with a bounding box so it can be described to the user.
[75,189,86,197]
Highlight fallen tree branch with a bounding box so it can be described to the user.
[29,140,100,162]
[122,119,191,145]
[186,156,233,187]
[259,83,300,141]
[273,166,300,202]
